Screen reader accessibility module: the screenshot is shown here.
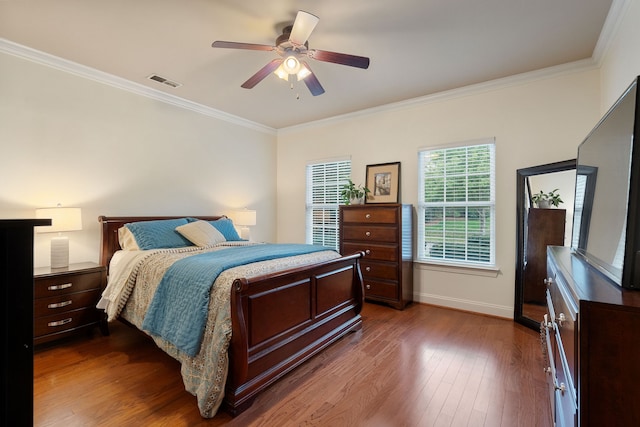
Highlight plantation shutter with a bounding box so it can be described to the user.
[306,160,351,250]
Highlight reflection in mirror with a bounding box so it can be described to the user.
[515,160,576,330]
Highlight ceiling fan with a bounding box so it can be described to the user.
[212,10,370,96]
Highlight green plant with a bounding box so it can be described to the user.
[340,179,370,205]
[531,188,563,208]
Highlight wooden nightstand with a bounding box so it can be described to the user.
[33,262,108,345]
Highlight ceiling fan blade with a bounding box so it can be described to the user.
[212,41,275,51]
[289,11,319,46]
[299,61,325,96]
[241,58,283,89]
[308,49,370,69]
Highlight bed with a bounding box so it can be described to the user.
[98,215,364,417]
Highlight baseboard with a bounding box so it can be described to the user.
[413,292,513,319]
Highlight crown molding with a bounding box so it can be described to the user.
[592,0,630,66]
[279,58,599,135]
[0,38,276,136]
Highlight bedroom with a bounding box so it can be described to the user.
[1,0,640,425]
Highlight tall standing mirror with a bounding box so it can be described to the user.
[515,159,576,330]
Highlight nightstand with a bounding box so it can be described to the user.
[33,262,108,345]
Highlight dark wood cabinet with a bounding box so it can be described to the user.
[339,204,413,309]
[1,219,50,427]
[544,246,640,426]
[34,262,108,345]
[524,208,566,303]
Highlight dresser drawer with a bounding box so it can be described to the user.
[34,307,99,338]
[341,225,397,243]
[34,270,102,299]
[342,242,398,262]
[34,289,102,318]
[363,278,398,300]
[342,207,398,224]
[360,260,398,281]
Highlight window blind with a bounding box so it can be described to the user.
[306,160,351,250]
[418,141,496,266]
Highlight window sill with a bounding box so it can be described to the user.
[414,259,500,277]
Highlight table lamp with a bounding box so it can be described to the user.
[36,206,82,268]
[234,209,256,241]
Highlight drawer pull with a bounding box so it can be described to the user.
[365,249,371,255]
[48,283,72,291]
[366,284,371,290]
[48,318,72,327]
[365,213,371,219]
[365,231,371,237]
[365,266,371,272]
[48,300,72,309]
[555,381,566,395]
[544,277,553,287]
[556,312,566,327]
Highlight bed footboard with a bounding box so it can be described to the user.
[224,251,364,415]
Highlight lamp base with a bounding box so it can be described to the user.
[51,236,69,268]
[239,227,251,241]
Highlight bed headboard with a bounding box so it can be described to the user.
[98,215,224,269]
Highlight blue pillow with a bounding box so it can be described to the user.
[125,218,193,250]
[209,218,242,241]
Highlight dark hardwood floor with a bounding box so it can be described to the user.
[34,302,552,426]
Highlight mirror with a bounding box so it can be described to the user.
[515,159,576,330]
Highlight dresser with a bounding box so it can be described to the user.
[1,219,50,426]
[543,246,640,426]
[339,204,413,309]
[34,262,108,345]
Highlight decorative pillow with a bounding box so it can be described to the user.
[118,226,140,250]
[124,218,193,250]
[209,217,243,241]
[176,220,226,247]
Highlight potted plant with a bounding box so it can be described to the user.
[531,188,563,208]
[340,179,370,205]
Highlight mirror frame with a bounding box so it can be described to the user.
[515,159,576,330]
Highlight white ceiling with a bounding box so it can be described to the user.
[0,0,615,129]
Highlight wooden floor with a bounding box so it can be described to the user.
[34,302,552,427]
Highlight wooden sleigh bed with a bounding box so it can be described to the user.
[98,215,364,417]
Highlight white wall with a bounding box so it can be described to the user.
[277,70,602,317]
[600,0,640,109]
[0,51,277,267]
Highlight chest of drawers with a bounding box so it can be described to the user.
[33,262,108,345]
[339,204,413,309]
[544,246,640,426]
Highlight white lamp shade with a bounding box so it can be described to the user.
[234,210,257,227]
[35,207,82,233]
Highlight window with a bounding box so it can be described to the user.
[306,159,351,250]
[418,140,495,266]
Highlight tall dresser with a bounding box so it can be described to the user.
[543,246,640,426]
[339,204,413,309]
[1,219,50,426]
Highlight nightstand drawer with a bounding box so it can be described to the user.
[34,289,102,318]
[34,270,102,299]
[341,225,398,243]
[34,307,99,338]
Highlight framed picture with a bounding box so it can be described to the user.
[365,162,400,204]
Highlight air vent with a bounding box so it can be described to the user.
[147,74,182,88]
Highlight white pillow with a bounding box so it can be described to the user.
[118,226,140,250]
[175,220,226,247]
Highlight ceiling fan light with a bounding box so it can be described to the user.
[297,64,312,80]
[282,56,300,74]
[274,64,289,80]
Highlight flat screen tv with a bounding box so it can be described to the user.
[571,76,640,289]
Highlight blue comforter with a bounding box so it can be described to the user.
[142,244,332,356]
